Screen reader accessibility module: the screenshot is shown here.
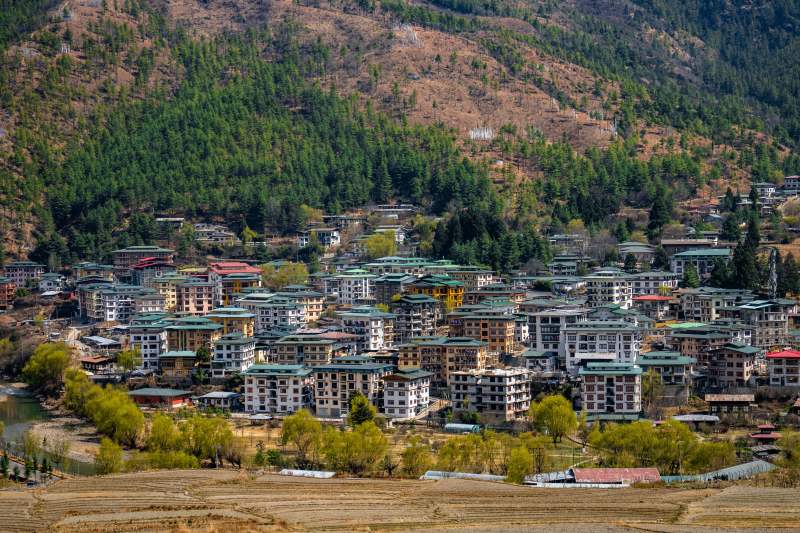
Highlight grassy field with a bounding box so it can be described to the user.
[1,470,798,532]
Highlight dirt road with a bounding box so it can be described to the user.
[0,470,798,532]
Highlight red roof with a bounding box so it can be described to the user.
[766,350,800,359]
[209,261,261,275]
[633,295,672,301]
[757,424,776,430]
[571,468,660,484]
[750,432,781,440]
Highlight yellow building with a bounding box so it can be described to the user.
[207,307,256,337]
[407,275,464,311]
[165,317,223,353]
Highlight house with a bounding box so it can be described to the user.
[579,362,642,420]
[397,336,488,386]
[243,364,314,414]
[782,175,800,195]
[708,343,760,388]
[112,245,174,269]
[0,277,16,310]
[670,248,732,278]
[584,269,632,309]
[3,261,45,287]
[313,361,393,418]
[337,306,395,351]
[128,387,192,408]
[176,280,216,316]
[660,238,717,257]
[38,272,65,292]
[632,295,672,321]
[407,274,464,311]
[450,368,531,423]
[159,351,197,380]
[749,423,781,444]
[80,355,114,373]
[392,294,439,343]
[705,393,754,416]
[194,223,240,245]
[211,332,256,379]
[521,348,558,375]
[165,316,223,352]
[382,369,432,419]
[618,241,656,267]
[562,320,642,374]
[767,349,800,387]
[196,391,242,411]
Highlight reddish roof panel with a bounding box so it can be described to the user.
[571,468,660,484]
[767,350,800,359]
[632,295,672,301]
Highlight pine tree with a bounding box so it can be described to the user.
[682,263,701,288]
[720,215,741,242]
[647,188,672,239]
[730,241,760,291]
[708,258,731,288]
[779,253,800,296]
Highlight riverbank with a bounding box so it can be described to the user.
[28,414,100,465]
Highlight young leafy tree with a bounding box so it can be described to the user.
[22,342,72,394]
[348,392,377,426]
[95,437,123,475]
[528,395,577,444]
[505,446,534,484]
[281,409,322,468]
[400,436,433,477]
[116,347,141,373]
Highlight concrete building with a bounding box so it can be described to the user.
[134,292,166,314]
[334,269,375,305]
[3,261,45,287]
[274,286,325,323]
[207,307,256,337]
[373,273,418,305]
[253,298,306,333]
[450,368,531,423]
[584,269,632,309]
[152,274,189,312]
[165,316,223,353]
[0,277,16,310]
[632,295,672,321]
[670,248,732,278]
[314,361,393,418]
[382,369,432,419]
[212,332,256,379]
[398,337,488,386]
[112,245,174,269]
[678,287,753,323]
[527,308,587,356]
[298,227,341,249]
[636,351,695,386]
[392,294,439,343]
[708,343,760,388]
[130,258,176,288]
[128,314,169,370]
[724,299,795,349]
[244,364,314,414]
[628,270,680,296]
[338,306,395,352]
[767,349,800,387]
[407,274,464,311]
[159,351,197,381]
[38,272,65,292]
[579,362,642,420]
[273,334,347,366]
[208,261,262,306]
[563,320,642,374]
[176,280,216,316]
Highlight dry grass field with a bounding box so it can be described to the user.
[1,470,799,532]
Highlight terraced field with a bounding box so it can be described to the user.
[1,470,798,532]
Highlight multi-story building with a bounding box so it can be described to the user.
[152,274,189,312]
[397,336,488,385]
[38,272,65,292]
[165,316,223,352]
[579,362,642,420]
[452,312,517,356]
[443,266,494,291]
[563,320,642,374]
[3,261,45,287]
[158,351,196,381]
[392,294,439,343]
[130,258,176,288]
[635,351,695,386]
[373,273,418,305]
[212,332,256,379]
[678,287,753,323]
[708,343,760,388]
[314,361,393,418]
[128,314,169,370]
[243,364,314,414]
[666,325,748,365]
[112,245,174,269]
[450,368,531,423]
[73,262,115,282]
[208,261,262,306]
[632,295,672,321]
[176,280,216,316]
[334,269,376,305]
[253,298,306,333]
[338,306,395,352]
[584,269,632,309]
[207,307,256,337]
[0,277,16,310]
[298,227,341,249]
[80,283,153,323]
[274,286,325,323]
[670,248,732,278]
[463,284,526,306]
[382,369,432,419]
[407,274,464,311]
[527,308,588,356]
[628,270,680,296]
[767,349,800,387]
[133,292,166,315]
[273,334,347,366]
[723,299,795,349]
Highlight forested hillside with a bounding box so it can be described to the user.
[1,0,799,268]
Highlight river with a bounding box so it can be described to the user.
[0,383,96,475]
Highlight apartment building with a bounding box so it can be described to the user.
[579,362,642,420]
[635,351,695,386]
[273,334,347,366]
[628,270,680,296]
[443,266,494,291]
[3,261,45,287]
[723,299,795,349]
[212,332,256,379]
[678,287,753,322]
[450,368,531,423]
[382,369,432,419]
[397,336,488,385]
[128,314,169,370]
[133,292,166,315]
[314,361,393,418]
[73,262,115,282]
[207,307,256,337]
[632,295,672,321]
[767,349,800,387]
[176,280,216,316]
[562,320,642,374]
[159,351,196,381]
[274,286,325,322]
[165,316,223,352]
[708,343,760,388]
[80,283,153,323]
[392,294,439,343]
[338,306,395,351]
[527,308,587,356]
[666,326,745,365]
[407,274,464,311]
[208,261,262,306]
[112,245,174,269]
[243,365,314,414]
[253,297,307,333]
[670,248,732,277]
[373,273,418,305]
[584,269,632,309]
[152,274,189,312]
[463,284,526,306]
[130,258,176,288]
[298,227,341,249]
[0,277,16,310]
[334,269,375,305]
[38,272,65,292]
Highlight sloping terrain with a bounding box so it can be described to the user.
[1,470,798,532]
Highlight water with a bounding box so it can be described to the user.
[0,384,96,475]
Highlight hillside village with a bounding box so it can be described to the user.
[3,175,800,487]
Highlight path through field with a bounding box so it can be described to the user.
[0,470,798,532]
